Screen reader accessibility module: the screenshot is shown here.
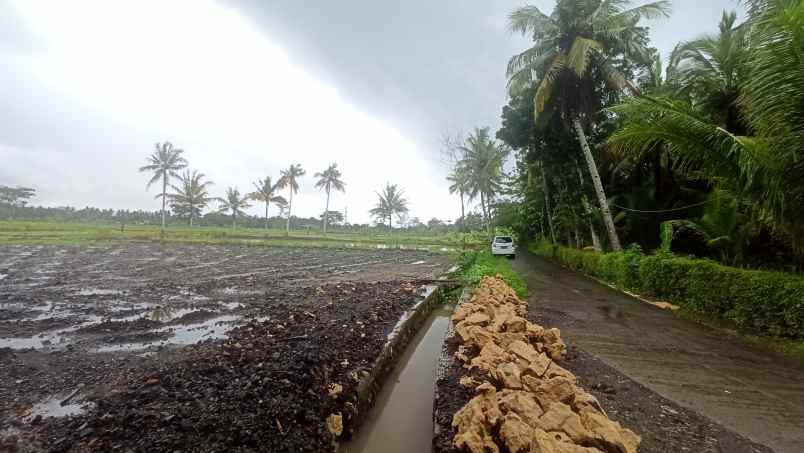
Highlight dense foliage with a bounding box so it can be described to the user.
[495,0,804,272]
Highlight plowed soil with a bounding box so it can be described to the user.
[0,243,448,452]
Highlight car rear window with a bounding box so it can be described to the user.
[494,237,513,243]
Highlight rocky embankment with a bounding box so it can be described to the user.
[447,275,640,453]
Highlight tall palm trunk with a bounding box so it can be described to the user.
[286,188,293,236]
[264,201,269,230]
[323,190,331,234]
[459,190,466,232]
[388,215,392,231]
[161,174,167,232]
[480,191,491,237]
[232,211,236,230]
[540,160,557,243]
[572,118,621,251]
[190,203,194,228]
[574,163,601,251]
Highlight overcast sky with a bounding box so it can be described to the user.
[0,0,742,224]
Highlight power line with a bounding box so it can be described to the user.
[611,199,714,214]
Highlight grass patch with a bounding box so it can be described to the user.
[456,250,526,298]
[0,221,485,252]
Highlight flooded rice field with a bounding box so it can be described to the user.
[0,243,449,452]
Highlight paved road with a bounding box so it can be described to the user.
[513,252,804,453]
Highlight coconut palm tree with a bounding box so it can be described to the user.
[168,170,213,227]
[446,166,470,232]
[458,128,507,236]
[506,0,671,250]
[370,183,409,230]
[276,164,306,235]
[671,11,749,133]
[314,163,346,235]
[139,142,188,232]
[609,0,804,249]
[249,176,285,230]
[217,187,251,230]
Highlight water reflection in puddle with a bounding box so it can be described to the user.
[76,288,123,296]
[24,394,92,420]
[95,315,240,352]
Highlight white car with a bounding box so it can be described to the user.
[491,235,516,259]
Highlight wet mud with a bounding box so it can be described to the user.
[0,243,448,452]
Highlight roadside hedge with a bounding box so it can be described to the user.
[531,241,804,339]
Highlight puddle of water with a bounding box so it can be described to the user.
[95,314,240,352]
[410,261,427,265]
[341,307,451,453]
[221,301,242,310]
[25,394,92,420]
[147,306,197,322]
[0,315,104,350]
[0,273,7,280]
[76,288,122,296]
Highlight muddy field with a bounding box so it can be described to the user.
[0,243,449,452]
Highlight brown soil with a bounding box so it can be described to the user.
[0,243,449,452]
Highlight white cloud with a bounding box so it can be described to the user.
[7,0,460,223]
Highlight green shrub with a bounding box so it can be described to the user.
[531,242,804,339]
[457,250,527,298]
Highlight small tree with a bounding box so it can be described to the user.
[0,186,35,219]
[250,176,284,230]
[217,187,251,229]
[276,164,306,235]
[314,163,346,235]
[370,183,409,230]
[139,142,187,232]
[168,170,213,227]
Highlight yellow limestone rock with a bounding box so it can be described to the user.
[496,362,523,389]
[543,328,567,360]
[533,427,605,453]
[523,352,552,378]
[507,340,541,364]
[464,312,491,326]
[326,413,343,437]
[452,303,481,322]
[452,383,502,453]
[497,389,543,428]
[537,402,592,444]
[458,324,498,349]
[499,412,533,453]
[536,376,577,405]
[526,322,546,340]
[572,388,605,416]
[581,411,641,453]
[469,340,508,371]
[544,361,578,384]
[449,276,640,453]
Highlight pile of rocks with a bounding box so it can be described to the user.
[450,275,641,453]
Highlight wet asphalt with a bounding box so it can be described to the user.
[513,251,804,453]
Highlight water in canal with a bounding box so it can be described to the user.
[340,306,452,453]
